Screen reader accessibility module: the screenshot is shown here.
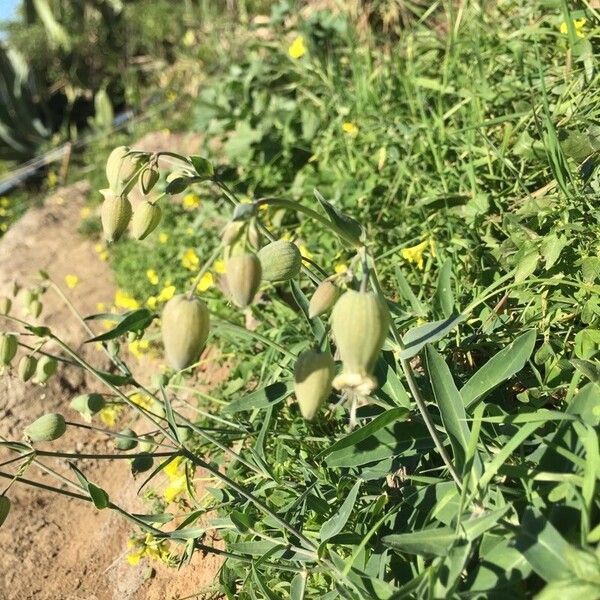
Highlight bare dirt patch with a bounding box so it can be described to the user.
[0,129,223,600]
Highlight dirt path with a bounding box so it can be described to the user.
[0,133,222,600]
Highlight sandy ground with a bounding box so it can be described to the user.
[0,133,225,600]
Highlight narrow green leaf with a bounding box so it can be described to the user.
[86,308,155,343]
[426,346,471,473]
[224,380,294,413]
[394,267,427,316]
[314,189,363,246]
[290,572,307,600]
[382,526,457,557]
[399,314,465,360]
[433,259,454,318]
[320,479,361,542]
[514,508,572,582]
[460,330,536,409]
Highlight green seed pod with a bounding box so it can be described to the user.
[24,413,66,442]
[130,200,162,240]
[221,221,245,247]
[70,393,106,420]
[161,294,210,370]
[139,166,159,195]
[18,355,37,382]
[115,427,138,451]
[258,241,302,282]
[35,355,58,384]
[131,453,154,475]
[139,435,156,453]
[330,290,390,394]
[101,193,132,243]
[294,349,335,421]
[106,146,138,194]
[226,253,262,308]
[0,296,11,315]
[0,334,17,366]
[22,289,36,306]
[0,495,10,528]
[309,281,339,319]
[29,299,43,318]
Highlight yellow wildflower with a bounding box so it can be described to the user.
[65,274,79,289]
[146,269,159,285]
[128,339,150,360]
[162,456,192,503]
[183,29,195,47]
[167,91,177,103]
[401,240,430,270]
[159,232,169,244]
[146,296,158,310]
[80,207,91,218]
[99,404,123,427]
[157,285,176,302]
[181,248,200,271]
[47,171,58,187]
[560,18,586,38]
[96,302,106,312]
[214,259,226,274]
[196,272,214,292]
[115,289,140,310]
[0,197,9,207]
[163,456,184,478]
[342,122,359,137]
[126,534,170,566]
[288,35,306,59]
[335,263,348,274]
[182,193,201,210]
[129,391,153,409]
[298,244,313,264]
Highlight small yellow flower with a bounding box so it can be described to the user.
[163,456,184,478]
[128,339,150,360]
[146,269,159,285]
[94,242,109,261]
[401,240,430,270]
[182,193,201,210]
[196,272,214,292]
[560,18,586,38]
[146,296,158,310]
[158,285,176,302]
[126,534,171,566]
[181,248,200,271]
[96,302,106,312]
[159,232,169,244]
[342,122,359,137]
[65,274,79,289]
[167,91,177,103]
[335,263,348,274]
[298,244,313,264]
[183,29,195,47]
[214,259,226,274]
[99,404,123,427]
[0,197,10,207]
[47,171,58,187]
[80,207,91,218]
[164,476,187,503]
[288,35,306,59]
[129,391,153,408]
[115,289,140,310]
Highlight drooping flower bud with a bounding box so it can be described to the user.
[35,355,58,384]
[258,241,302,282]
[294,349,335,420]
[226,253,262,308]
[18,355,37,382]
[0,297,11,315]
[139,165,160,195]
[70,393,106,421]
[130,200,162,240]
[114,427,138,451]
[0,333,17,366]
[24,413,66,442]
[309,281,339,319]
[28,299,43,318]
[161,294,210,370]
[101,193,132,243]
[106,146,138,194]
[330,290,390,394]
